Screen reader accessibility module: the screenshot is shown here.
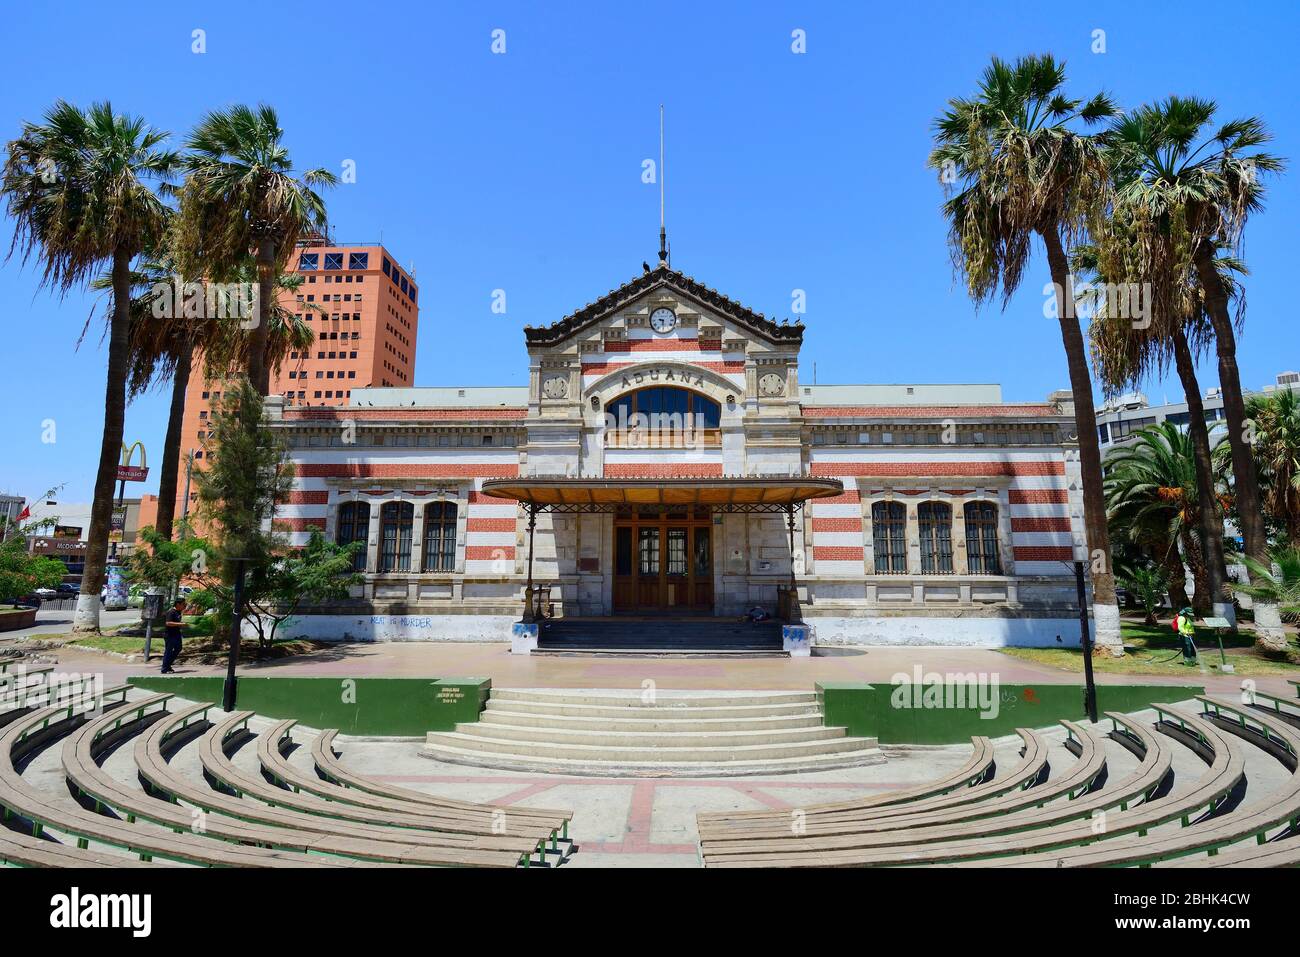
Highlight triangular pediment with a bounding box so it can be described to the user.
[523,266,804,348]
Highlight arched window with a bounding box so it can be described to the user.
[336,500,370,571]
[872,501,907,574]
[964,501,1002,575]
[422,501,458,572]
[918,502,953,574]
[379,501,414,573]
[606,386,721,448]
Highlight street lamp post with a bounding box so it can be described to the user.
[222,557,246,712]
[1073,560,1099,723]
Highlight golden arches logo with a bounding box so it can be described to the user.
[120,441,147,470]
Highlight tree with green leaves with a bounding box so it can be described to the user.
[1117,561,1171,627]
[1240,387,1300,545]
[2,100,178,632]
[174,104,334,394]
[104,244,318,541]
[0,535,66,608]
[1106,422,1211,613]
[1080,230,1243,628]
[234,530,362,649]
[929,54,1122,653]
[1234,547,1299,646]
[1097,96,1286,648]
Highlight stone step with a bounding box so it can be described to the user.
[488,688,816,709]
[424,730,878,764]
[477,708,826,733]
[454,720,847,749]
[482,698,822,720]
[420,738,886,777]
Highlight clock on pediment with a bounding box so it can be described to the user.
[758,372,785,397]
[649,307,677,334]
[542,375,569,399]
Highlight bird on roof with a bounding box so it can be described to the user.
[642,261,651,273]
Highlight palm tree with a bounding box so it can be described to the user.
[103,254,318,540]
[1099,96,1286,649]
[1081,233,1243,626]
[1235,547,1300,629]
[1241,387,1300,544]
[2,101,177,631]
[174,104,334,394]
[930,55,1123,653]
[1105,422,1209,612]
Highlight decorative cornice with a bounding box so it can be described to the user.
[524,268,804,347]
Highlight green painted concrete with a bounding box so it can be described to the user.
[817,681,1206,744]
[127,676,491,736]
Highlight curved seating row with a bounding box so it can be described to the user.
[2,694,575,868]
[699,699,1300,868]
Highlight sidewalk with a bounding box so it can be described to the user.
[36,638,1295,698]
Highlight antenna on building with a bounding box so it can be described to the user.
[658,104,668,268]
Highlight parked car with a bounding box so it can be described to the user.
[56,582,79,595]
[33,587,58,599]
[4,594,41,609]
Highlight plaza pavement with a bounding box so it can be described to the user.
[36,636,1296,699]
[12,636,1295,868]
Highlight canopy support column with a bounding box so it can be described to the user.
[781,504,803,624]
[524,504,538,622]
[786,504,797,589]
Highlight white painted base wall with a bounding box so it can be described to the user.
[258,612,1093,648]
[262,613,518,643]
[806,615,1094,648]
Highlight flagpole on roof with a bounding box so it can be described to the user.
[658,104,668,267]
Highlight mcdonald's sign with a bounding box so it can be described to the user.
[117,441,149,482]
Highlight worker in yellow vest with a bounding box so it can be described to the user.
[1172,607,1198,664]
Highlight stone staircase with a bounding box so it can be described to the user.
[422,688,884,776]
[535,618,785,655]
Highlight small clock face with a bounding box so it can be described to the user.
[758,373,785,397]
[542,375,568,399]
[649,307,677,334]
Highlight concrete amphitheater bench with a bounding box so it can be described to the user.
[202,711,568,859]
[977,696,1300,868]
[2,681,131,729]
[311,727,576,840]
[700,722,1124,855]
[1,698,354,867]
[1,825,162,867]
[59,694,416,868]
[702,704,1245,867]
[1243,689,1300,730]
[699,728,1050,843]
[696,735,996,831]
[258,719,572,849]
[0,664,56,702]
[135,703,557,867]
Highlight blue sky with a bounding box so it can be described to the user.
[2,0,1296,502]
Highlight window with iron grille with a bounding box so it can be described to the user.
[918,502,953,574]
[297,253,318,271]
[872,502,907,574]
[348,252,369,270]
[964,501,1002,575]
[337,500,370,571]
[323,253,344,270]
[379,501,413,572]
[422,501,458,572]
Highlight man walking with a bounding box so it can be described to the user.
[162,597,186,674]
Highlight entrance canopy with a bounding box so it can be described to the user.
[480,476,844,513]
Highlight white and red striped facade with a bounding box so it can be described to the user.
[266,266,1093,647]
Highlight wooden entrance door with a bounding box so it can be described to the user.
[613,508,714,613]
